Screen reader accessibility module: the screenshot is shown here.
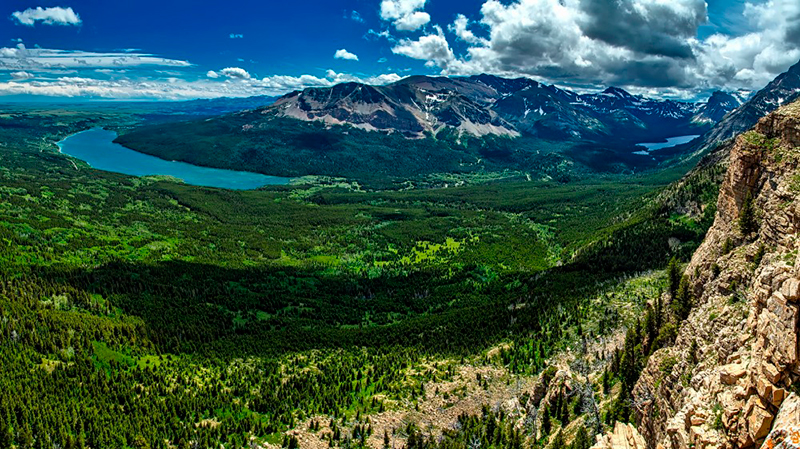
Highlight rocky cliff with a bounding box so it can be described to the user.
[632,100,800,449]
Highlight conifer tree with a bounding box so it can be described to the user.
[739,191,757,237]
[0,423,12,449]
[571,425,591,449]
[667,257,681,298]
[673,276,693,320]
[541,405,551,436]
[550,429,565,449]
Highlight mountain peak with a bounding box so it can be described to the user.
[708,90,735,100]
[694,58,800,153]
[602,86,635,99]
[264,74,725,141]
[787,58,800,74]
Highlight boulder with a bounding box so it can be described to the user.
[780,278,800,302]
[746,396,774,442]
[720,364,748,385]
[591,423,647,449]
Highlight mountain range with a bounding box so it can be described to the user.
[694,60,800,154]
[270,74,736,142]
[114,59,800,187]
[114,74,757,184]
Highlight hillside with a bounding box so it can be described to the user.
[0,103,719,449]
[270,76,716,142]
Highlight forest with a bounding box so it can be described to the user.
[0,104,721,448]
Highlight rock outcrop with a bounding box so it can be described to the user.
[761,393,800,449]
[592,423,648,449]
[632,100,800,449]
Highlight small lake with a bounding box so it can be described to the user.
[57,128,290,190]
[634,135,701,155]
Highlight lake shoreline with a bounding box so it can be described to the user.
[56,128,292,190]
[633,134,701,156]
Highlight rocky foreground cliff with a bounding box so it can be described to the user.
[627,101,800,449]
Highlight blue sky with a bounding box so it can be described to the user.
[1,0,799,100]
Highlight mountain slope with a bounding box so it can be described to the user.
[115,74,739,185]
[692,91,743,124]
[270,75,722,142]
[632,99,800,449]
[273,79,519,138]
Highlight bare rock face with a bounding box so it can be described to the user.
[592,423,648,449]
[633,100,800,449]
[759,393,800,449]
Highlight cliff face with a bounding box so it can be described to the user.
[633,101,800,449]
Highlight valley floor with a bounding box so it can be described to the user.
[0,105,718,449]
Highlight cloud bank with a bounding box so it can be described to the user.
[3,0,798,100]
[0,44,191,71]
[382,0,800,95]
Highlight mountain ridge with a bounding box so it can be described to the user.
[695,60,800,155]
[268,74,728,142]
[622,99,800,449]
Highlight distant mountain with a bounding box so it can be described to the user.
[115,74,741,185]
[696,60,800,153]
[143,95,278,116]
[273,79,519,139]
[691,91,742,124]
[270,75,731,142]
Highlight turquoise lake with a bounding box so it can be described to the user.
[634,134,701,155]
[57,128,290,190]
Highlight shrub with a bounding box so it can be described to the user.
[659,355,679,375]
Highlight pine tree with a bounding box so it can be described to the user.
[541,405,552,436]
[571,425,591,449]
[550,429,565,449]
[0,423,12,449]
[673,276,693,320]
[739,191,757,237]
[667,257,681,298]
[132,435,150,449]
[18,424,33,449]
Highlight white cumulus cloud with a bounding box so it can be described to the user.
[384,0,800,96]
[219,67,251,79]
[11,7,81,26]
[334,49,359,61]
[392,26,455,69]
[448,15,484,44]
[380,0,430,31]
